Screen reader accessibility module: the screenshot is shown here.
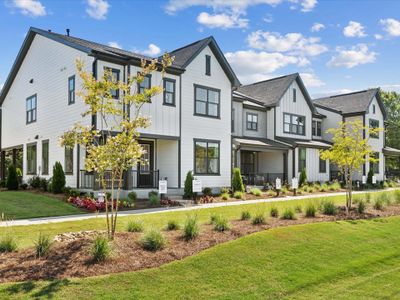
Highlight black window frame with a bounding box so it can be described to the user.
[298,147,306,172]
[26,94,37,124]
[319,152,326,173]
[205,55,211,76]
[68,75,75,105]
[104,67,120,99]
[163,78,176,106]
[369,152,380,174]
[369,119,379,139]
[138,73,152,102]
[194,139,220,175]
[246,112,258,131]
[283,113,306,136]
[293,88,296,102]
[194,84,221,119]
[372,104,376,114]
[27,143,37,175]
[42,140,49,175]
[312,120,322,137]
[65,146,74,175]
[232,108,235,133]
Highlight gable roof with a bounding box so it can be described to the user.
[313,88,386,118]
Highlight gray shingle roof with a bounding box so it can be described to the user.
[168,37,211,69]
[313,89,379,114]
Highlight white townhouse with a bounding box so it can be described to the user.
[0,27,240,193]
[232,73,332,185]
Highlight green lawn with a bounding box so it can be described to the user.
[0,191,84,220]
[1,216,400,299]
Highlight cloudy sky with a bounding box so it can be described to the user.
[1,0,400,97]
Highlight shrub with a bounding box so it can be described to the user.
[252,212,266,225]
[126,219,144,232]
[209,214,219,224]
[232,168,245,192]
[128,191,137,202]
[19,183,28,190]
[221,193,229,200]
[282,208,296,220]
[270,207,279,218]
[221,187,230,194]
[383,181,389,189]
[148,190,158,198]
[183,215,199,240]
[0,235,17,252]
[240,210,251,220]
[322,201,338,215]
[305,203,317,217]
[320,183,328,192]
[299,168,307,187]
[202,187,212,196]
[266,190,275,197]
[6,165,19,190]
[367,169,374,185]
[35,233,52,258]
[214,216,230,232]
[357,200,366,214]
[166,220,180,231]
[149,194,159,206]
[91,236,111,263]
[28,175,41,189]
[329,181,341,191]
[40,178,48,192]
[183,171,194,199]
[374,199,384,210]
[365,192,372,203]
[295,205,303,213]
[280,187,288,195]
[250,188,262,196]
[141,229,166,251]
[233,191,244,199]
[52,162,66,194]
[378,193,391,205]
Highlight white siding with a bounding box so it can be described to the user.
[156,139,179,188]
[232,100,242,136]
[242,108,267,138]
[293,147,329,182]
[318,108,342,142]
[266,109,275,139]
[258,151,284,173]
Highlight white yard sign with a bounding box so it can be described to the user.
[276,178,282,190]
[97,192,105,203]
[192,179,202,193]
[159,180,167,194]
[372,176,377,184]
[291,178,298,190]
[362,176,367,184]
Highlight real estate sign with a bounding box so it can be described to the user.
[291,178,298,190]
[276,178,282,190]
[159,180,167,194]
[192,179,202,193]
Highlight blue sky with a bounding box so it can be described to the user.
[1,0,400,97]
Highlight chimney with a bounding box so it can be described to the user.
[66,28,70,36]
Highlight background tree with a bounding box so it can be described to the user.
[61,55,172,239]
[380,90,400,149]
[320,120,381,213]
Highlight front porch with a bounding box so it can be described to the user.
[384,146,400,180]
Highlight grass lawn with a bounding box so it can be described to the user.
[0,191,84,220]
[1,215,400,299]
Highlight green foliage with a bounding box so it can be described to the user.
[380,90,400,149]
[299,169,307,187]
[233,191,244,199]
[149,194,159,206]
[295,205,303,213]
[365,192,372,203]
[270,207,279,218]
[213,216,230,232]
[183,215,199,240]
[373,199,384,210]
[240,210,251,220]
[250,188,262,196]
[378,193,391,205]
[202,187,212,196]
[128,192,137,202]
[35,233,52,258]
[221,193,229,200]
[220,187,230,194]
[367,170,374,185]
[320,183,328,192]
[0,235,17,252]
[126,219,144,232]
[357,200,366,214]
[166,220,180,231]
[232,168,245,193]
[329,181,341,191]
[322,201,338,215]
[305,203,317,217]
[6,165,18,190]
[183,171,194,199]
[141,228,166,251]
[91,236,111,262]
[252,212,266,225]
[394,190,400,203]
[52,162,66,194]
[282,208,296,220]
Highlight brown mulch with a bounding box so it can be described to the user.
[1,205,400,283]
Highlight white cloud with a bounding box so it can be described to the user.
[197,12,248,29]
[343,21,367,37]
[139,44,161,57]
[108,41,122,49]
[380,18,400,37]
[9,0,46,17]
[327,44,377,68]
[380,84,400,92]
[310,22,325,32]
[263,13,273,23]
[300,0,317,12]
[247,30,328,57]
[374,34,383,40]
[300,72,325,87]
[86,0,110,20]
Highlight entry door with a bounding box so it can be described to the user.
[241,151,255,175]
[138,141,154,188]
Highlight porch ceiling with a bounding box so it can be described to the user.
[383,146,400,157]
[233,137,290,151]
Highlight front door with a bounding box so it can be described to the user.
[138,141,154,188]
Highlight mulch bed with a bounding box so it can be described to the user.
[1,205,400,283]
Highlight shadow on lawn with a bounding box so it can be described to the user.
[5,279,75,299]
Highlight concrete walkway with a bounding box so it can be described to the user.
[0,189,395,227]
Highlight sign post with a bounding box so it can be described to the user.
[192,178,202,203]
[275,178,281,197]
[291,177,298,196]
[159,179,167,194]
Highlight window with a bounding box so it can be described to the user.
[370,152,379,174]
[312,120,322,136]
[319,153,326,173]
[68,75,75,104]
[194,140,220,175]
[293,88,296,102]
[140,144,150,173]
[42,140,49,175]
[369,119,379,139]
[138,74,151,94]
[205,55,211,76]
[26,94,37,124]
[241,151,255,175]
[372,104,376,114]
[105,68,120,99]
[298,148,306,172]
[246,113,258,131]
[232,108,235,132]
[163,78,175,106]
[283,113,305,135]
[27,144,37,175]
[194,85,220,118]
[65,146,74,174]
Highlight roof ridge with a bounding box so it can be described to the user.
[241,73,298,87]
[315,88,378,101]
[169,36,212,54]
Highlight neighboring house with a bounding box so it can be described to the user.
[0,27,239,194]
[232,73,332,185]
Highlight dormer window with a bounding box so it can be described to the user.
[205,55,211,76]
[372,104,376,114]
[293,88,296,102]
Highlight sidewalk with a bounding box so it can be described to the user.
[0,189,394,227]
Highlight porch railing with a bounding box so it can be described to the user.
[330,170,343,182]
[386,170,400,180]
[243,173,286,186]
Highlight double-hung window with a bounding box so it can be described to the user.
[284,113,305,135]
[370,152,380,174]
[42,140,49,175]
[246,113,258,131]
[194,85,220,118]
[298,148,306,172]
[27,143,37,175]
[319,152,326,173]
[68,75,75,104]
[26,94,37,124]
[312,120,322,137]
[105,68,120,99]
[163,78,175,106]
[194,140,220,175]
[369,119,379,139]
[65,146,74,175]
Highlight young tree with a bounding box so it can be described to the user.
[232,168,245,192]
[52,161,66,193]
[183,171,194,199]
[60,55,173,239]
[6,165,18,190]
[320,119,381,213]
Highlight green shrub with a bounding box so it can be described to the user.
[209,214,219,224]
[232,168,245,192]
[0,235,17,252]
[374,199,384,210]
[328,181,341,191]
[128,192,137,202]
[6,165,18,190]
[141,229,166,251]
[357,200,366,214]
[233,191,244,199]
[166,220,180,231]
[322,201,338,215]
[305,203,317,217]
[280,187,288,195]
[383,181,389,189]
[149,194,159,206]
[250,188,262,196]
[266,190,275,197]
[252,212,266,225]
[221,187,230,194]
[183,215,199,240]
[365,192,372,203]
[91,236,111,262]
[270,207,279,218]
[221,193,229,200]
[320,183,328,192]
[394,190,400,203]
[213,216,230,232]
[295,205,302,213]
[299,168,307,187]
[282,208,296,220]
[183,171,194,199]
[126,219,144,232]
[378,193,391,205]
[148,190,158,198]
[367,169,374,185]
[35,233,52,258]
[28,175,41,189]
[52,162,66,194]
[202,187,212,196]
[240,210,251,220]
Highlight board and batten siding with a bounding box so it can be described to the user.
[180,45,232,187]
[232,100,242,136]
[241,108,267,138]
[294,147,329,182]
[316,107,341,142]
[156,139,179,188]
[1,34,92,187]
